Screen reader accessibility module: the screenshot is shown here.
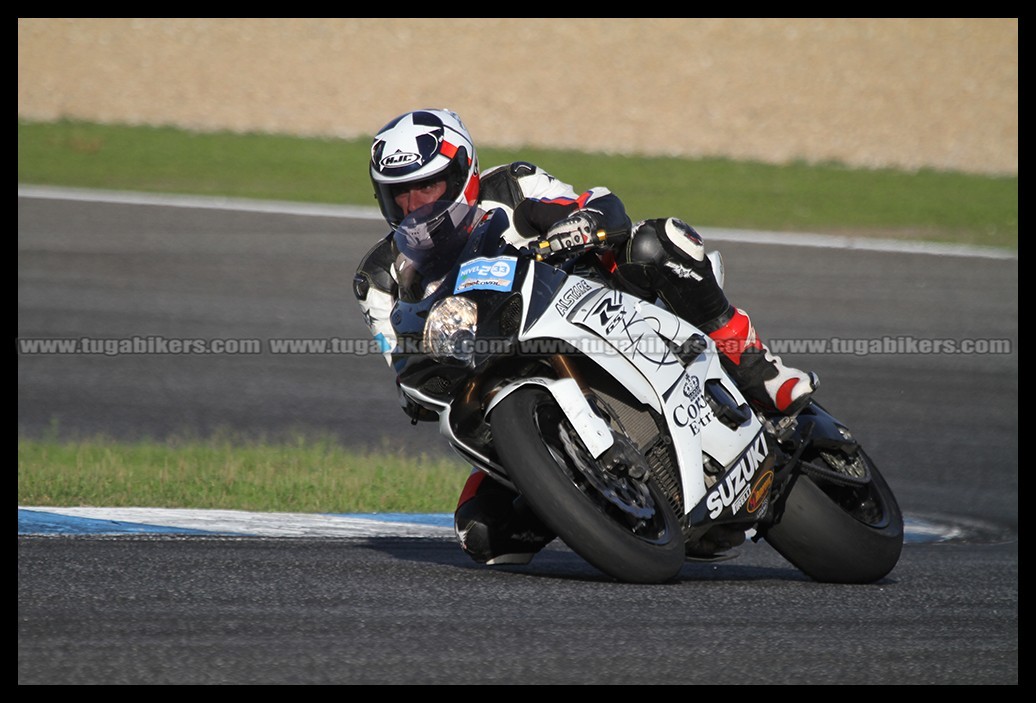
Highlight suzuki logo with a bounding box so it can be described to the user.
[705,434,769,519]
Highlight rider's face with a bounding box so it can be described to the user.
[393,177,448,216]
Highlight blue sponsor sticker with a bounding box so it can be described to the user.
[454,256,517,293]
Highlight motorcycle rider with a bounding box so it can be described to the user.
[353,108,818,565]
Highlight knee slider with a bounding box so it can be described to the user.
[454,491,512,563]
[628,217,707,266]
[659,217,706,263]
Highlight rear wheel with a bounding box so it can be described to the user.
[490,387,685,584]
[763,448,903,583]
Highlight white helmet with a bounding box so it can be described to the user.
[370,109,480,228]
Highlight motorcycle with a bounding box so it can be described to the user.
[389,202,903,584]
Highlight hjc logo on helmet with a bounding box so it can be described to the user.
[379,151,421,169]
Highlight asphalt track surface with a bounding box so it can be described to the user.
[18,189,1018,684]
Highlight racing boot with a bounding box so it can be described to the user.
[453,470,556,565]
[707,308,818,415]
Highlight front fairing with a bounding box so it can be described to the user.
[390,205,539,390]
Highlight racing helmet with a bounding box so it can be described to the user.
[370,109,480,229]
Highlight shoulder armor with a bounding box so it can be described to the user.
[509,161,537,177]
[479,161,537,208]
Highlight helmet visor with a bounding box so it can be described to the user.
[373,147,470,228]
[393,201,479,301]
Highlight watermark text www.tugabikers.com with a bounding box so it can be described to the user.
[16,334,1013,357]
[764,335,1012,356]
[15,335,385,356]
[17,335,263,356]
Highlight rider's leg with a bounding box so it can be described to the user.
[453,469,556,564]
[612,217,817,414]
[706,306,818,415]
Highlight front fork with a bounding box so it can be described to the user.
[548,354,651,480]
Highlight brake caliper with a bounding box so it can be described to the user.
[599,435,651,481]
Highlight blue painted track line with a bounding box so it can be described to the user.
[18,508,225,535]
[18,506,968,543]
[17,506,454,538]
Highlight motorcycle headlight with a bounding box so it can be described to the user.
[423,296,478,365]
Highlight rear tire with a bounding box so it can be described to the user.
[490,387,685,584]
[763,450,903,583]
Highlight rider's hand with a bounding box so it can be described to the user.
[537,209,607,260]
[398,379,436,424]
[402,398,437,424]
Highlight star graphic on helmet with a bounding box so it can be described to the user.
[377,113,443,167]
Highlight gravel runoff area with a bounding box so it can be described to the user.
[18,18,1017,176]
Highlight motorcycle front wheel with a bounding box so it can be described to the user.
[490,387,685,584]
[763,448,903,584]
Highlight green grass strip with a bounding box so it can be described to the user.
[18,434,470,513]
[18,119,1017,250]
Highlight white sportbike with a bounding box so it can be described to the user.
[390,203,903,584]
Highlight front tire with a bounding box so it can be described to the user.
[490,387,685,584]
[763,449,903,583]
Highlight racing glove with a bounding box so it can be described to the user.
[537,209,608,260]
[398,378,436,424]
